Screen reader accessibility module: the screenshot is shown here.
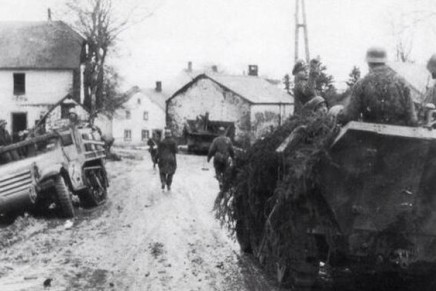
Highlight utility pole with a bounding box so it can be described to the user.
[294,0,310,63]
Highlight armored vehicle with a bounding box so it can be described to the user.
[184,113,234,154]
[232,118,436,289]
[318,121,436,271]
[0,125,108,219]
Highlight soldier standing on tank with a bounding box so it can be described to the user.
[157,129,178,191]
[292,58,320,114]
[207,127,234,189]
[338,47,418,126]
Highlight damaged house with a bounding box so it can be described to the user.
[166,65,294,143]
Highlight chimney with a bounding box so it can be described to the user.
[211,65,218,73]
[47,8,52,21]
[248,65,258,76]
[155,81,162,92]
[187,61,193,72]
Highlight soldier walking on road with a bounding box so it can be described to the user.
[207,127,234,189]
[148,132,160,169]
[338,46,418,126]
[158,129,178,191]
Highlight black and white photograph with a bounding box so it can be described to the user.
[0,0,436,290]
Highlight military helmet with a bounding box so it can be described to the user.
[427,54,436,74]
[365,46,387,64]
[302,96,326,112]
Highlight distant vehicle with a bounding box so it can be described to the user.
[183,113,234,154]
[0,125,108,218]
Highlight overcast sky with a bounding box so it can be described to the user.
[1,0,435,90]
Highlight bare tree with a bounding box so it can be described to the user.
[65,0,154,116]
[389,14,414,63]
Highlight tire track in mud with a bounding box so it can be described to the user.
[0,154,279,291]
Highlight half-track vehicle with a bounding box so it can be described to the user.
[0,125,108,218]
[318,121,436,273]
[232,117,436,290]
[183,113,234,154]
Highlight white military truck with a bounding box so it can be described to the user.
[0,125,108,218]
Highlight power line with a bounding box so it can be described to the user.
[294,0,310,63]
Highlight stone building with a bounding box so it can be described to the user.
[166,67,293,143]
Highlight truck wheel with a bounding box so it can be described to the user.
[80,169,107,208]
[54,175,75,218]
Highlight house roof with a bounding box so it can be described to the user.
[121,86,169,111]
[162,69,202,97]
[0,21,85,69]
[387,62,432,102]
[168,74,293,105]
[141,88,169,111]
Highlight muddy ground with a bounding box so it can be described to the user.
[0,152,435,291]
[0,153,278,291]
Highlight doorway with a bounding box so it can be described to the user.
[11,112,27,142]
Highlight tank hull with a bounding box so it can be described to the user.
[320,121,436,268]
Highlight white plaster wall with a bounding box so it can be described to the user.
[113,92,166,146]
[250,104,293,139]
[0,70,73,104]
[0,69,74,132]
[94,115,113,139]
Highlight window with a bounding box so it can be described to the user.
[61,133,74,146]
[13,73,25,95]
[141,129,149,141]
[137,98,141,105]
[61,104,74,119]
[126,110,131,119]
[124,130,132,141]
[143,111,148,121]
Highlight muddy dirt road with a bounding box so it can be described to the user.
[0,153,277,291]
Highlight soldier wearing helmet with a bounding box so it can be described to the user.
[207,126,234,189]
[292,58,320,114]
[339,46,418,126]
[157,128,178,191]
[301,96,328,115]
